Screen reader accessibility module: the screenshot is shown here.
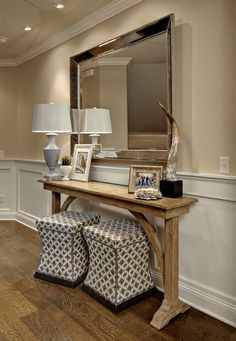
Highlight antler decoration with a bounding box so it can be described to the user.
[156,100,180,181]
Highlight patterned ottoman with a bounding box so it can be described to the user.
[82,219,155,312]
[34,211,100,287]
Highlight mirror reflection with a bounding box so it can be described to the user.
[70,14,174,161]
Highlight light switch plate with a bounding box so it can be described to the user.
[219,156,230,174]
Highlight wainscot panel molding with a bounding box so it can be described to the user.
[0,159,235,327]
[15,161,51,228]
[0,160,50,228]
[0,160,16,219]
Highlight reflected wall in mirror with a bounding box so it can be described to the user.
[70,14,174,163]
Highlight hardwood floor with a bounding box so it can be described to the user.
[0,220,235,341]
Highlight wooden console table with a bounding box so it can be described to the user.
[39,179,197,330]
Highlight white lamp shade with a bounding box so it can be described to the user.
[80,108,112,134]
[32,103,72,133]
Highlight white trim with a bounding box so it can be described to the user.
[0,0,143,67]
[15,211,37,231]
[0,211,16,220]
[178,173,236,202]
[150,269,236,328]
[0,59,16,67]
[178,171,236,182]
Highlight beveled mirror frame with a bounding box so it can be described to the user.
[70,14,174,166]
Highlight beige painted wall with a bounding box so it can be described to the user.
[0,68,17,157]
[1,0,235,174]
[16,45,71,160]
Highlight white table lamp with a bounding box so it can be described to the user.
[32,103,71,180]
[80,107,112,145]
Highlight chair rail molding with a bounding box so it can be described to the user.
[0,159,235,328]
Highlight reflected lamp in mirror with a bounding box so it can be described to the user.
[32,103,71,180]
[80,107,112,145]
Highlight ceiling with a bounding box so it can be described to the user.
[0,0,142,65]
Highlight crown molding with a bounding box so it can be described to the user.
[0,0,143,67]
[0,59,16,67]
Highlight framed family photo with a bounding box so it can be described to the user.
[71,144,93,182]
[128,165,163,193]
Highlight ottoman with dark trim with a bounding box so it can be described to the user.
[82,219,155,312]
[34,210,100,287]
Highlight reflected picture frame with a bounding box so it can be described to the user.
[128,165,163,193]
[71,144,93,182]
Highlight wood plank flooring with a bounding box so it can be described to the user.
[0,220,235,341]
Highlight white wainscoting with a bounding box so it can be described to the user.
[0,160,16,219]
[15,161,51,228]
[0,159,235,327]
[0,160,51,228]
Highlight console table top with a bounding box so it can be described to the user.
[39,179,197,212]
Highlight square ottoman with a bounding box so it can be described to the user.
[34,210,100,287]
[82,219,155,312]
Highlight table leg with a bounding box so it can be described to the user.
[130,211,163,275]
[150,216,190,330]
[52,192,61,214]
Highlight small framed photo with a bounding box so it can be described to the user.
[128,165,163,193]
[71,144,93,182]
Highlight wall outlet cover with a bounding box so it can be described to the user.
[219,156,230,174]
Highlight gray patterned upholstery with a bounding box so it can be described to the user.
[83,219,154,310]
[35,211,100,286]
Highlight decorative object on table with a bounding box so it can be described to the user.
[60,155,72,180]
[70,144,93,182]
[32,103,71,180]
[160,178,182,198]
[157,100,183,197]
[128,165,163,194]
[134,187,162,200]
[80,107,112,147]
[77,143,101,159]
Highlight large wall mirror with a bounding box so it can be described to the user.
[70,14,174,164]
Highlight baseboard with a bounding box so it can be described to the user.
[0,210,16,220]
[15,212,37,231]
[150,269,236,328]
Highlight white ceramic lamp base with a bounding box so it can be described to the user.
[43,133,62,180]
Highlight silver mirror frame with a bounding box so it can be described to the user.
[70,14,174,165]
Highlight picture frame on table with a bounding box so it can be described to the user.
[128,165,163,193]
[70,144,93,182]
